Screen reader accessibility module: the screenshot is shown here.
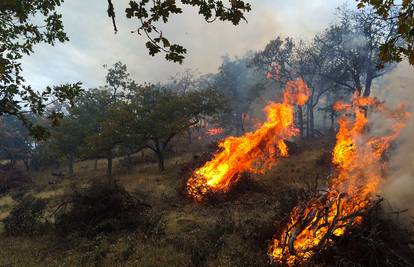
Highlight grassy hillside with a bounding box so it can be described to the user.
[0,138,336,266]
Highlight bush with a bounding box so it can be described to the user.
[0,168,32,194]
[55,179,150,239]
[3,195,47,235]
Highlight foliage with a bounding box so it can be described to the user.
[47,116,86,174]
[115,0,251,63]
[126,84,227,171]
[0,115,32,166]
[0,1,82,138]
[54,179,150,239]
[3,195,47,235]
[356,0,414,65]
[0,167,32,194]
[104,61,132,100]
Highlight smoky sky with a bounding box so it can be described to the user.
[22,0,345,90]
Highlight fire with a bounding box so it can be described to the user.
[186,79,311,202]
[269,93,411,266]
[207,127,224,136]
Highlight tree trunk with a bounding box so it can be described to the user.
[330,106,335,131]
[10,158,16,169]
[309,104,314,137]
[364,77,372,97]
[107,156,113,175]
[187,129,194,156]
[306,106,310,138]
[68,156,74,176]
[23,159,30,171]
[298,106,304,138]
[126,153,132,171]
[187,129,192,145]
[156,150,165,172]
[240,114,245,134]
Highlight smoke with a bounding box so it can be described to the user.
[342,33,368,51]
[374,62,414,218]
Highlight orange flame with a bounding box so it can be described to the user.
[207,127,224,136]
[186,79,311,202]
[269,93,411,266]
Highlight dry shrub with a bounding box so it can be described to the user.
[54,179,151,240]
[3,195,47,235]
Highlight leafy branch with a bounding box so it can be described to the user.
[107,0,251,63]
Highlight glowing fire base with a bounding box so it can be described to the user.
[270,190,379,266]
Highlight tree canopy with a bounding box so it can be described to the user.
[0,0,82,139]
[356,0,414,64]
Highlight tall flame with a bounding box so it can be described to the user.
[186,79,311,202]
[269,93,411,266]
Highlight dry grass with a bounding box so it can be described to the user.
[0,139,335,266]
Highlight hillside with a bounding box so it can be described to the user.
[0,139,333,267]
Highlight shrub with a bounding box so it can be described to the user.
[55,179,150,239]
[3,195,47,235]
[0,168,32,194]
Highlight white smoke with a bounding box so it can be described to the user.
[374,62,414,218]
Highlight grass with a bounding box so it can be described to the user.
[0,139,334,266]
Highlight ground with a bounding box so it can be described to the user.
[0,138,334,267]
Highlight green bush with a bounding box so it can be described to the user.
[3,195,47,235]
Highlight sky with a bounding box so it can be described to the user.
[22,0,345,90]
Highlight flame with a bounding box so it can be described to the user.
[207,127,224,136]
[186,79,311,202]
[269,92,411,266]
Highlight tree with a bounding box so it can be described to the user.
[215,55,266,135]
[106,0,251,63]
[104,61,132,100]
[355,0,414,65]
[0,115,33,169]
[253,37,309,136]
[69,89,114,175]
[253,8,396,137]
[127,84,226,171]
[47,116,85,175]
[0,1,82,138]
[315,8,395,97]
[83,101,145,176]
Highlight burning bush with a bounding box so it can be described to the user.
[315,203,414,266]
[182,155,263,203]
[269,93,411,266]
[186,79,311,202]
[54,179,150,239]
